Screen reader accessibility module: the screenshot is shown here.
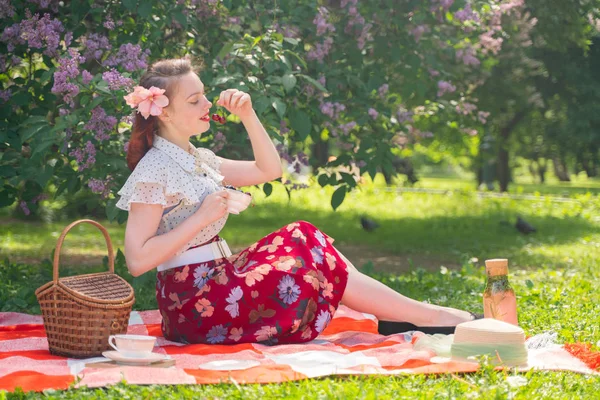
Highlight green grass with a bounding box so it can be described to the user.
[2,177,600,398]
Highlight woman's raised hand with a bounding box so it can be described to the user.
[216,89,254,121]
[195,190,230,225]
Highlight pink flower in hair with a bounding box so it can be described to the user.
[123,86,169,119]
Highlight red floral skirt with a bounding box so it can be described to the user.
[156,220,349,345]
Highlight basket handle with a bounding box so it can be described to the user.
[53,219,115,283]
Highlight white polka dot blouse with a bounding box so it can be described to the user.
[116,134,228,257]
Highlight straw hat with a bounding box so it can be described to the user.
[450,318,528,366]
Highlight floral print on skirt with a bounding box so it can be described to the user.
[156,220,349,345]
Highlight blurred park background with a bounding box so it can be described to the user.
[2,0,600,397]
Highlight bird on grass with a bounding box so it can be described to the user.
[515,216,537,234]
[360,216,380,232]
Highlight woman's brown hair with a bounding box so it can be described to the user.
[126,57,198,171]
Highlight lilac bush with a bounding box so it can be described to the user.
[0,0,524,217]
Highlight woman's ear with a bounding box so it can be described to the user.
[157,109,171,122]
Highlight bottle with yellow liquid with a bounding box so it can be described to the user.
[483,258,518,325]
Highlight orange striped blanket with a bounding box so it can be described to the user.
[1,306,598,392]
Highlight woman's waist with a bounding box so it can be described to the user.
[157,235,231,272]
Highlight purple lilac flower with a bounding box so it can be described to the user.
[1,23,24,52]
[338,121,356,135]
[317,75,326,88]
[0,89,11,102]
[81,33,111,62]
[26,0,60,12]
[454,4,479,23]
[314,7,335,36]
[437,80,456,97]
[104,43,150,72]
[69,140,96,171]
[88,177,113,198]
[356,23,373,50]
[0,0,15,18]
[0,55,6,73]
[20,201,30,216]
[428,69,440,77]
[211,131,227,153]
[10,55,20,66]
[478,111,490,124]
[456,102,477,115]
[479,31,504,55]
[319,102,345,120]
[276,143,293,164]
[273,22,300,39]
[17,11,64,57]
[430,0,454,12]
[368,108,378,119]
[85,107,117,142]
[59,108,70,116]
[396,107,414,124]
[103,17,115,30]
[279,120,290,135]
[52,48,85,107]
[307,37,333,63]
[378,84,389,99]
[456,46,480,66]
[81,70,93,85]
[102,69,133,90]
[410,25,430,42]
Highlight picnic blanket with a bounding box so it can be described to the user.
[1,306,598,392]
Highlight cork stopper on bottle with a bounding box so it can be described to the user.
[485,258,509,276]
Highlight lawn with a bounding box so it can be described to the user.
[1,177,600,398]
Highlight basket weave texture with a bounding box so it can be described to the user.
[35,219,135,358]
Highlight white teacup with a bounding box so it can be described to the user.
[226,188,252,214]
[108,334,156,358]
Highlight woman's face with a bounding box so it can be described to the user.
[164,71,212,137]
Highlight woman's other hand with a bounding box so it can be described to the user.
[217,89,254,121]
[195,190,230,225]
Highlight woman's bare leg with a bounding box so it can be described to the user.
[337,250,473,326]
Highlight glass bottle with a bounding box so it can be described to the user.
[483,258,518,325]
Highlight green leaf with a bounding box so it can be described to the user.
[288,109,311,140]
[331,186,347,211]
[272,98,287,119]
[282,74,297,93]
[18,116,48,142]
[297,74,327,93]
[106,199,119,222]
[263,182,273,196]
[35,166,54,188]
[123,0,137,11]
[138,2,152,18]
[317,174,329,187]
[253,96,271,115]
[283,37,299,46]
[339,172,356,186]
[173,10,188,28]
[526,279,534,289]
[12,92,30,106]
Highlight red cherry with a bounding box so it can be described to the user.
[218,116,226,124]
[211,113,220,121]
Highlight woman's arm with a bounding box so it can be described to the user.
[215,89,283,187]
[124,191,229,276]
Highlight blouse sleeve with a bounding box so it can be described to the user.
[115,182,167,211]
[116,150,204,211]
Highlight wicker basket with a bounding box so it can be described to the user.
[35,219,135,358]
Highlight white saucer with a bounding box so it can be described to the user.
[102,350,169,365]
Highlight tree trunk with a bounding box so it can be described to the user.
[497,111,527,192]
[552,156,571,181]
[538,159,547,183]
[311,140,330,169]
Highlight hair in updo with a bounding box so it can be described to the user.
[126,57,200,171]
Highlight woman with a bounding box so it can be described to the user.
[116,57,477,345]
